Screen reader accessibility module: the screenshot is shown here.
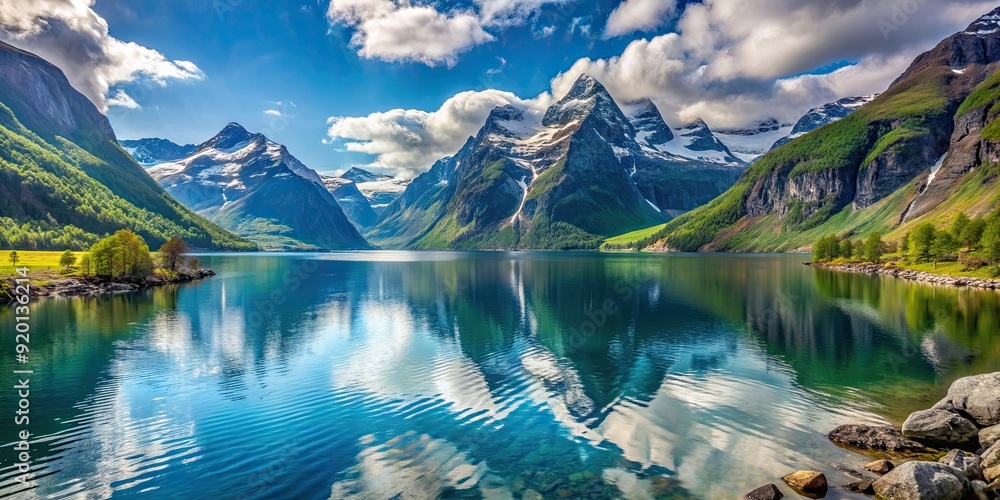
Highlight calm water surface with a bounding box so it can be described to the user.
[2,252,999,499]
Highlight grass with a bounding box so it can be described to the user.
[603,223,667,246]
[889,259,997,279]
[1,250,86,276]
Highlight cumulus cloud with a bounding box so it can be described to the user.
[327,0,494,65]
[264,109,283,117]
[328,0,999,175]
[0,0,204,111]
[327,90,552,175]
[554,0,997,127]
[604,0,677,37]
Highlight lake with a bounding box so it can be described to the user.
[2,252,999,499]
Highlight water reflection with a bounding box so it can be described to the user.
[1,253,998,499]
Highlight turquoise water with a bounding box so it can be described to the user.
[2,252,999,499]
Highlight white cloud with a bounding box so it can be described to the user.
[106,88,140,109]
[604,0,677,37]
[0,0,204,111]
[476,0,563,26]
[328,1,999,175]
[328,0,493,66]
[327,89,552,175]
[264,109,283,117]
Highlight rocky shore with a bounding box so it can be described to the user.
[811,262,1000,290]
[2,269,215,302]
[747,372,1000,499]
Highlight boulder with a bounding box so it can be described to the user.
[970,480,990,500]
[902,409,979,447]
[984,441,1000,483]
[873,461,969,499]
[982,425,1000,450]
[844,477,876,494]
[938,449,984,481]
[864,459,895,475]
[933,373,1000,427]
[746,483,783,500]
[827,424,925,452]
[782,471,827,497]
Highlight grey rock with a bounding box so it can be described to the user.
[827,424,926,452]
[844,477,876,495]
[938,449,983,481]
[934,373,1000,427]
[873,461,969,500]
[746,483,783,500]
[902,409,979,446]
[970,480,990,500]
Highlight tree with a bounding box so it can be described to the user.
[813,234,840,262]
[983,215,1000,263]
[863,232,885,264]
[911,223,936,263]
[900,232,910,254]
[59,249,76,271]
[89,230,153,277]
[8,250,18,270]
[960,218,987,251]
[158,236,189,272]
[839,238,854,260]
[931,230,959,268]
[79,254,91,277]
[952,212,971,240]
[852,240,864,259]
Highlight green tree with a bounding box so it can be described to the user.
[89,230,153,278]
[79,254,91,277]
[839,238,853,260]
[158,236,189,272]
[900,232,910,254]
[812,234,840,262]
[960,218,987,251]
[911,223,936,263]
[59,249,76,271]
[863,232,885,264]
[931,230,959,268]
[983,215,1000,263]
[8,250,18,271]
[952,212,971,240]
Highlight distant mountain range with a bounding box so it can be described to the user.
[148,123,370,250]
[120,138,196,166]
[646,8,1000,252]
[0,40,253,251]
[366,75,748,249]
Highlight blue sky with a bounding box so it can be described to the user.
[93,0,671,173]
[3,0,997,177]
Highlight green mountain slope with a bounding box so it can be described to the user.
[0,40,253,251]
[646,9,1000,252]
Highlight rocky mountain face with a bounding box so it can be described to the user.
[120,138,196,166]
[367,75,746,249]
[322,176,379,230]
[653,7,1000,252]
[149,123,370,250]
[0,40,253,250]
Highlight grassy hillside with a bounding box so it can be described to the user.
[602,223,667,248]
[647,58,958,252]
[0,103,255,251]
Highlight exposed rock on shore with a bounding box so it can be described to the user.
[811,262,1000,289]
[3,269,215,302]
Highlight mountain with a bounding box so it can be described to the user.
[647,8,1000,252]
[660,118,743,165]
[768,96,878,151]
[322,176,379,229]
[149,123,370,250]
[339,167,411,214]
[0,40,253,250]
[119,138,196,166]
[366,76,746,249]
[715,118,794,162]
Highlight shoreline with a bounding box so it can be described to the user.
[2,269,215,303]
[811,262,1000,290]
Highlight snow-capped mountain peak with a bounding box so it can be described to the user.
[623,99,674,149]
[714,118,794,162]
[964,8,1000,37]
